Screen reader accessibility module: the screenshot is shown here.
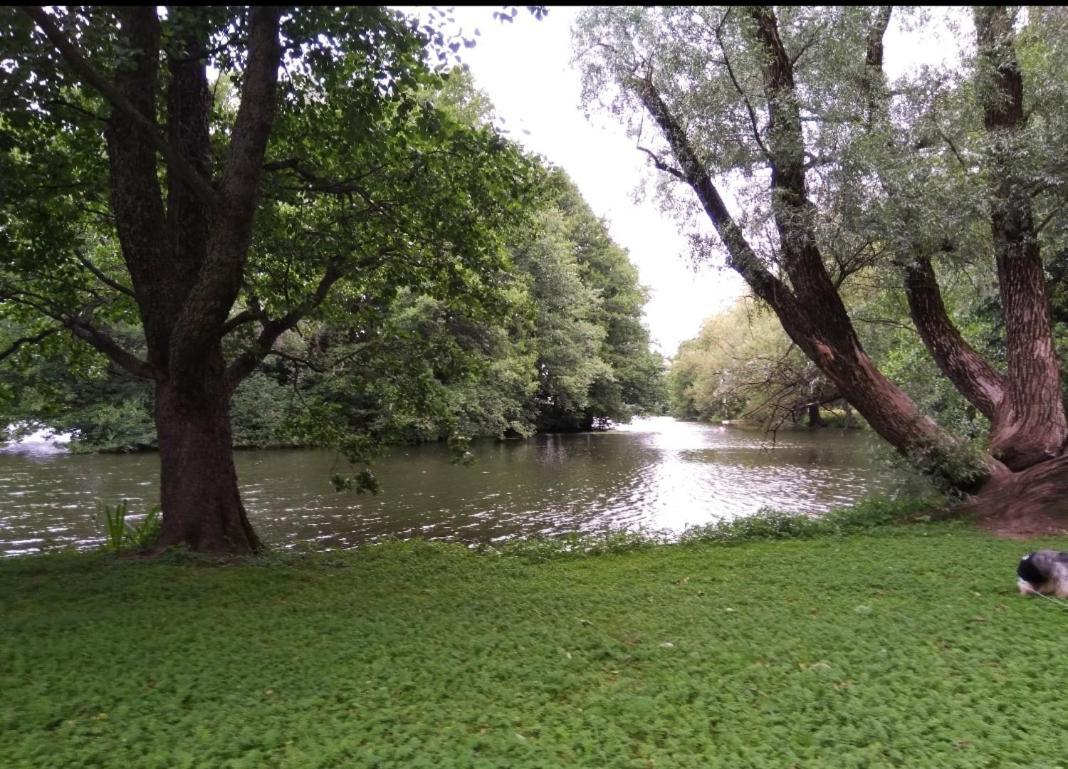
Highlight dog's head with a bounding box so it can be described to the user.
[1018,552,1046,586]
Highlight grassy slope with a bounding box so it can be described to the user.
[2,526,1067,769]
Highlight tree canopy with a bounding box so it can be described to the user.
[0,6,547,551]
[0,7,665,551]
[577,6,1068,526]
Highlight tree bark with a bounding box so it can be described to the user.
[975,6,1068,470]
[958,453,1068,537]
[902,255,1005,419]
[154,345,260,553]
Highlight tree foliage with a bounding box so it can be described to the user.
[0,6,550,551]
[668,299,835,427]
[578,6,1068,526]
[1,30,664,480]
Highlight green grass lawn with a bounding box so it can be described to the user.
[2,525,1067,768]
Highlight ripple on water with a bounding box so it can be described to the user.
[0,419,926,555]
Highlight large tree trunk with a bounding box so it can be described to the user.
[636,71,983,490]
[976,6,1068,470]
[26,7,321,553]
[154,348,260,554]
[105,8,279,554]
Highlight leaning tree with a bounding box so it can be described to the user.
[577,6,1068,530]
[0,7,540,552]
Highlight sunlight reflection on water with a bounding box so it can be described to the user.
[0,417,924,555]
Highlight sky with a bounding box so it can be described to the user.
[398,6,965,356]
[406,5,738,356]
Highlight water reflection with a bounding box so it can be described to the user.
[0,417,925,555]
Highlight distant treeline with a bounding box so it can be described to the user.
[1,166,666,453]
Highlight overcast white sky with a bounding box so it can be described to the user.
[399,6,965,356]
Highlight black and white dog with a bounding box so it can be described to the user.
[1017,550,1068,598]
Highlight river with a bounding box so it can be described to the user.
[0,417,926,556]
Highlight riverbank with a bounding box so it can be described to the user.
[3,523,1066,767]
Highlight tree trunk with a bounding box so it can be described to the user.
[807,403,825,428]
[154,352,260,554]
[976,6,1068,469]
[25,8,287,554]
[636,72,984,490]
[958,454,1068,537]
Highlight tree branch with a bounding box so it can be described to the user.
[222,306,265,336]
[169,7,283,381]
[634,75,804,326]
[22,7,219,208]
[0,326,61,364]
[216,7,283,210]
[858,7,1005,422]
[975,5,1067,466]
[66,319,156,380]
[0,280,156,379]
[747,5,862,354]
[263,157,395,195]
[75,254,135,298]
[266,348,327,373]
[902,255,1005,418]
[715,9,771,160]
[636,145,685,180]
[863,6,893,129]
[224,256,348,391]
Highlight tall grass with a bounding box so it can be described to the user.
[93,499,162,552]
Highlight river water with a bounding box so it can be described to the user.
[0,417,925,556]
